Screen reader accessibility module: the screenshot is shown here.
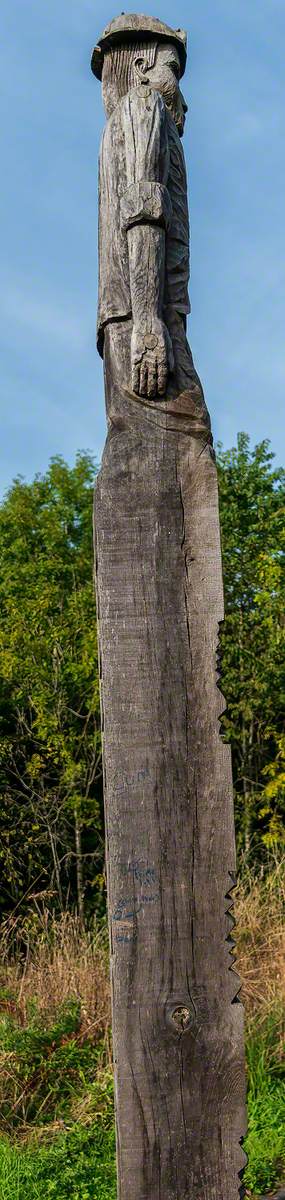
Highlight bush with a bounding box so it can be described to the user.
[0,999,108,1133]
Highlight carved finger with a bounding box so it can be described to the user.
[132,363,140,394]
[139,362,148,396]
[157,359,168,396]
[147,361,157,398]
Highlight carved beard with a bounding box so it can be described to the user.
[167,95,185,136]
[154,79,185,136]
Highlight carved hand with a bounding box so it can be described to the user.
[131,318,174,399]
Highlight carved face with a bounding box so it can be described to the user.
[139,44,188,136]
[101,40,188,134]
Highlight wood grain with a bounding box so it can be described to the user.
[94,325,247,1198]
[93,20,246,1195]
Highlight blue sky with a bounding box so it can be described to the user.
[1,0,284,494]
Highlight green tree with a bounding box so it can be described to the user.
[217,434,285,862]
[0,437,284,916]
[0,453,102,918]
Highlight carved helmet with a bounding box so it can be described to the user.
[91,13,187,80]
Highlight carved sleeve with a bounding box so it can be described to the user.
[120,87,172,233]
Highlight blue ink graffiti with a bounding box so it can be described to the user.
[123,860,157,887]
[112,889,160,925]
[114,765,150,799]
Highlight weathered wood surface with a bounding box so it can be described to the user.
[93,15,246,1199]
[95,329,246,1199]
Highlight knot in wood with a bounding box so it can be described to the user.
[165,994,195,1037]
[171,1005,191,1032]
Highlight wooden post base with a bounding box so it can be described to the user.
[95,398,246,1199]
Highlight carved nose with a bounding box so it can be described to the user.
[182,96,188,115]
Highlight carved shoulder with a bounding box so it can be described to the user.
[120,86,170,188]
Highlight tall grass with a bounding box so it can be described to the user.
[236,858,285,1023]
[0,910,111,1043]
[235,860,285,1196]
[0,911,114,1197]
[0,862,284,1197]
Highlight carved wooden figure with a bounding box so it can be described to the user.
[92,14,247,1199]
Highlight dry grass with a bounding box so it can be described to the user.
[0,857,284,1042]
[0,909,111,1044]
[0,868,284,1195]
[235,858,285,1024]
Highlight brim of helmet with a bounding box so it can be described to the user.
[91,29,187,80]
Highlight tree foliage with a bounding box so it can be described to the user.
[217,433,285,861]
[0,454,103,918]
[0,438,284,918]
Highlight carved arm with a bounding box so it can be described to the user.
[121,88,174,398]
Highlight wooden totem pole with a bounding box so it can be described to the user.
[92,14,247,1199]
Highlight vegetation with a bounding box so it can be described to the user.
[0,866,284,1197]
[0,434,284,1196]
[237,860,285,1195]
[246,1011,284,1197]
[217,434,285,862]
[0,1121,116,1200]
[0,453,104,921]
[0,913,115,1199]
[0,436,284,923]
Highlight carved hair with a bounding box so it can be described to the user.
[102,41,158,116]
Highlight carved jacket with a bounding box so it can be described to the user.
[97,85,191,357]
